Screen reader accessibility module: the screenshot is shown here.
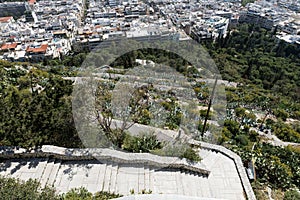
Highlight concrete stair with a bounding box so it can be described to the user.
[33,158,49,182]
[102,162,112,192]
[149,167,155,193]
[138,164,145,192]
[0,146,247,200]
[2,157,211,196]
[96,162,107,192]
[199,148,219,171]
[144,165,150,191]
[175,170,184,195]
[109,163,119,193]
[40,159,55,188]
[47,160,61,186]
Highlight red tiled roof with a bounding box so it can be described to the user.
[28,0,36,4]
[0,16,13,23]
[26,44,48,53]
[1,43,17,50]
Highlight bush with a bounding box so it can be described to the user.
[0,176,122,200]
[180,147,201,162]
[235,134,250,146]
[63,187,92,200]
[224,120,240,136]
[122,133,162,153]
[272,124,300,143]
[0,176,57,200]
[152,144,201,162]
[273,109,289,121]
[249,130,259,142]
[284,190,300,200]
[63,188,121,200]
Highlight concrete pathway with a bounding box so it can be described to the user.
[250,127,300,147]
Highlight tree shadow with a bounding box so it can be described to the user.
[10,161,26,175]
[28,158,41,169]
[0,160,12,172]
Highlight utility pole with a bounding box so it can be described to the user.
[201,76,218,138]
[250,142,257,180]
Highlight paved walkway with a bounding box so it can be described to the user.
[0,148,244,199]
[250,127,300,147]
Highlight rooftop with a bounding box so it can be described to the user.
[0,16,13,23]
[1,43,17,50]
[26,43,48,53]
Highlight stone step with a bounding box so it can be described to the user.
[47,160,61,187]
[199,148,210,159]
[109,163,118,193]
[96,162,107,192]
[33,158,49,182]
[148,167,154,193]
[115,164,126,195]
[118,164,140,195]
[144,165,150,191]
[175,170,184,195]
[149,167,157,193]
[8,160,31,180]
[197,174,211,197]
[51,161,74,193]
[138,164,145,193]
[67,163,82,190]
[102,162,112,192]
[190,170,203,196]
[82,162,105,193]
[204,152,220,170]
[180,170,195,196]
[40,159,55,188]
[0,160,18,176]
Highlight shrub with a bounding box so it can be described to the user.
[122,133,162,153]
[63,187,92,200]
[0,176,122,200]
[284,190,300,200]
[152,144,201,162]
[273,109,289,121]
[180,147,201,162]
[0,176,57,200]
[235,134,250,146]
